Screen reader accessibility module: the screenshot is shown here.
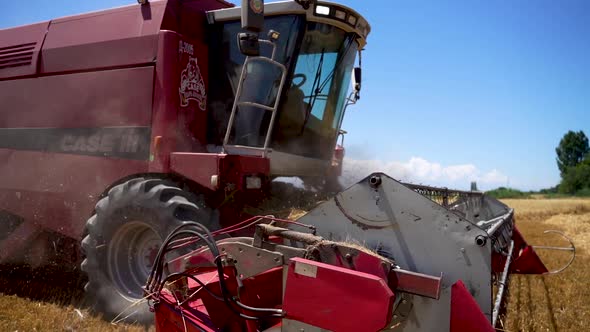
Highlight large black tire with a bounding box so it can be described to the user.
[81,178,217,325]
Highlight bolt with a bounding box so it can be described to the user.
[369,175,382,188]
[475,235,487,247]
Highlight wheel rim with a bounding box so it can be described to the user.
[108,221,162,300]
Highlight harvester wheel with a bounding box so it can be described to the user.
[81,178,216,325]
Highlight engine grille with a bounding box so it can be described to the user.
[0,42,36,70]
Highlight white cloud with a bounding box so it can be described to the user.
[341,157,508,190]
[480,169,508,184]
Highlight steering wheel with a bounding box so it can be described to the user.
[292,73,307,88]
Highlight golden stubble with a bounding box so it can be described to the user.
[1,198,589,331]
[502,198,590,332]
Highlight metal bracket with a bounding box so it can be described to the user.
[492,240,514,327]
[386,293,413,329]
[218,241,284,279]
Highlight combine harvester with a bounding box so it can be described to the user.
[0,0,574,331]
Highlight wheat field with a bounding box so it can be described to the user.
[502,198,590,332]
[1,198,589,331]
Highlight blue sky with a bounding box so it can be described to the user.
[1,0,588,190]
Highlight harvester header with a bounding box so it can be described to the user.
[148,173,574,332]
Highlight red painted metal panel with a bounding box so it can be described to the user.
[450,280,494,332]
[41,2,166,73]
[224,155,271,174]
[0,222,40,264]
[493,226,548,275]
[155,290,220,332]
[0,149,148,239]
[162,0,235,37]
[177,31,209,152]
[170,153,270,190]
[0,66,154,128]
[154,266,284,332]
[150,31,184,171]
[283,257,394,332]
[196,269,244,332]
[511,246,548,274]
[390,269,442,299]
[511,228,549,274]
[170,152,221,190]
[0,0,237,268]
[149,29,210,171]
[0,21,49,79]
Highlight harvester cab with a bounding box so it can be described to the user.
[207,0,368,179]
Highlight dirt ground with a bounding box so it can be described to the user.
[1,198,588,331]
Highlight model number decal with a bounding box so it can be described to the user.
[179,40,194,56]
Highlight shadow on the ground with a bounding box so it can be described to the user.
[0,264,86,307]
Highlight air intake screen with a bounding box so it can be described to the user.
[0,42,36,70]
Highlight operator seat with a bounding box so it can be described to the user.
[277,84,309,141]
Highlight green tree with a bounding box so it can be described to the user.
[559,156,590,194]
[555,130,589,175]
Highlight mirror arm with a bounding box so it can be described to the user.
[295,0,314,10]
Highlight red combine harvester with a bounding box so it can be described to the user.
[0,0,574,330]
[0,0,363,323]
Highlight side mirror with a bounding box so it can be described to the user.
[238,33,260,56]
[352,67,361,93]
[239,0,264,56]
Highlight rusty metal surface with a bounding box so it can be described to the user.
[254,224,322,246]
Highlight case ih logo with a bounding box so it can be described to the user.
[179,57,206,110]
[60,130,143,154]
[0,127,150,160]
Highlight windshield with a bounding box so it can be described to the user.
[207,17,357,160]
[272,22,357,159]
[207,15,303,147]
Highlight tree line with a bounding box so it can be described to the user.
[487,130,590,198]
[554,130,590,195]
